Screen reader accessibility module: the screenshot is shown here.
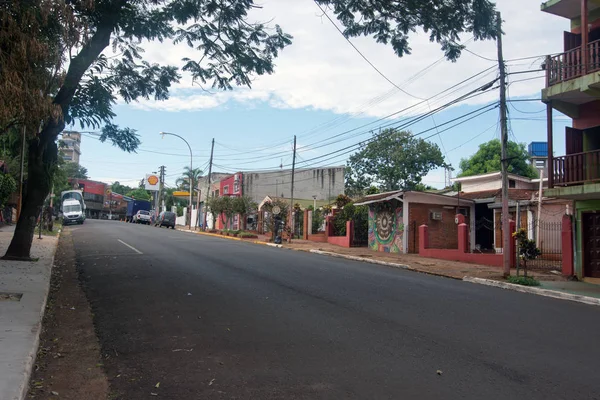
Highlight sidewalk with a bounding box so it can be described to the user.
[0,227,58,400]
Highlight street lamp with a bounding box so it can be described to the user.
[159,131,193,230]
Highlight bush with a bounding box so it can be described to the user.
[238,232,258,238]
[506,276,541,287]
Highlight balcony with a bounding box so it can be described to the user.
[553,148,600,186]
[546,39,600,86]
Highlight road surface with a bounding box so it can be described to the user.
[70,220,600,399]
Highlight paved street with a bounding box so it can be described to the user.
[71,220,600,399]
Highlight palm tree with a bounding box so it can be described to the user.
[175,166,203,191]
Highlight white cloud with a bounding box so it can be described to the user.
[119,0,568,117]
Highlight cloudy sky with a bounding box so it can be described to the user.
[77,0,571,193]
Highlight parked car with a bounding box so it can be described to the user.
[155,211,176,229]
[133,210,152,224]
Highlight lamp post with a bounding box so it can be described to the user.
[159,131,193,230]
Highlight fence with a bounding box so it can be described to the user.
[525,220,562,271]
[472,217,562,271]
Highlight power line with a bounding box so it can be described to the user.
[314,1,424,100]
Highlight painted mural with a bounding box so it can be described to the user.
[368,201,404,253]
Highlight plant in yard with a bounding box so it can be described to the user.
[513,228,541,277]
[507,276,541,287]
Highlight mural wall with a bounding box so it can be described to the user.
[368,200,404,253]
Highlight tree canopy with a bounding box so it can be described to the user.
[346,129,447,194]
[317,0,497,61]
[458,139,538,179]
[176,167,203,191]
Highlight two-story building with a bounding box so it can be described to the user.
[542,0,600,279]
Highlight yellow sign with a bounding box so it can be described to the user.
[105,188,112,196]
[173,191,190,197]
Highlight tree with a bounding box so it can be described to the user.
[317,1,497,62]
[346,129,447,192]
[206,196,233,229]
[126,188,151,201]
[176,167,203,192]
[2,0,293,259]
[62,163,88,179]
[413,183,437,192]
[111,181,133,196]
[232,196,258,231]
[458,139,538,179]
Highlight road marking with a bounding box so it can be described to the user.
[117,239,143,254]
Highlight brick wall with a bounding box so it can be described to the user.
[408,203,468,252]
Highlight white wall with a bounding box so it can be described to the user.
[243,167,345,203]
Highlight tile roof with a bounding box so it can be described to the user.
[456,189,536,202]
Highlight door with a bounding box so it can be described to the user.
[583,213,600,278]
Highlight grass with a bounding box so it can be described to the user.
[41,221,63,237]
[506,275,541,287]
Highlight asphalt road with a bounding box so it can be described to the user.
[70,220,600,399]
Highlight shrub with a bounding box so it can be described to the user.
[507,276,541,287]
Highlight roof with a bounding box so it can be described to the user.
[354,190,403,206]
[456,189,536,202]
[452,171,536,183]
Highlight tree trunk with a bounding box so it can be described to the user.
[3,137,57,260]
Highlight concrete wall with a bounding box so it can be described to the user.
[461,177,533,192]
[242,167,345,203]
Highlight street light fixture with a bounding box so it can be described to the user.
[159,131,193,230]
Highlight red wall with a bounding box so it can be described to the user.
[219,173,243,197]
[69,179,106,195]
[573,101,600,130]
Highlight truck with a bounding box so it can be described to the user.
[61,198,85,225]
[126,199,151,223]
[60,190,86,214]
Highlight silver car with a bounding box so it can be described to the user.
[133,210,152,225]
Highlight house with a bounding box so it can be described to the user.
[354,190,475,254]
[452,171,571,265]
[209,166,346,230]
[255,195,331,234]
[540,0,600,279]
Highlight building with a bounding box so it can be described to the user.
[61,131,81,164]
[354,190,475,254]
[541,0,600,279]
[242,166,345,203]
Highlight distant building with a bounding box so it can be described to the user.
[61,131,81,164]
[242,166,345,203]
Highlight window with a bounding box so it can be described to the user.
[233,180,239,193]
[139,210,150,215]
[63,205,81,213]
[509,179,516,188]
[223,185,229,195]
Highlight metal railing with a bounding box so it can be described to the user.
[553,148,600,186]
[546,39,600,85]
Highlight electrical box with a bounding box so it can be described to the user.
[430,211,442,221]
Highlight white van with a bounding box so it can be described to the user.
[62,198,85,225]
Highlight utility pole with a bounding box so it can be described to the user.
[203,138,214,231]
[288,135,297,243]
[497,11,511,277]
[158,165,165,213]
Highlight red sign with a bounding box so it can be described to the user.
[69,179,106,196]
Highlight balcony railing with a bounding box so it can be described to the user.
[546,39,600,86]
[553,149,600,186]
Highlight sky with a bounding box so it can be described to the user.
[74,0,572,191]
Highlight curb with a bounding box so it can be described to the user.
[177,228,279,247]
[309,250,410,270]
[18,231,61,400]
[463,277,600,307]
